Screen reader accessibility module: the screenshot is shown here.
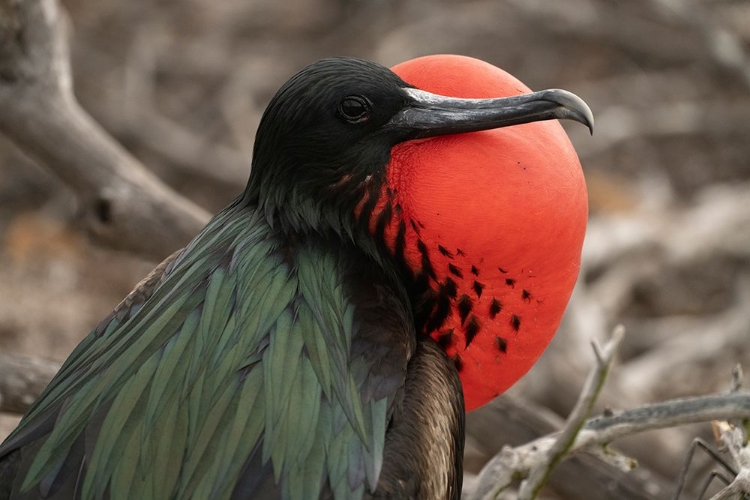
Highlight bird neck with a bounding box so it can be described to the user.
[242,156,390,241]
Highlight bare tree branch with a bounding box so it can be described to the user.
[0,0,211,260]
[471,380,750,498]
[0,354,60,414]
[707,422,750,500]
[517,326,627,500]
[465,395,668,500]
[582,393,750,443]
[472,327,626,500]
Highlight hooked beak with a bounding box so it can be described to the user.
[388,87,594,140]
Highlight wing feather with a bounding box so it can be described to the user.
[0,205,415,500]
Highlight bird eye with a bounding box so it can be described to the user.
[339,96,371,123]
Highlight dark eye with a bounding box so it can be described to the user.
[339,96,371,123]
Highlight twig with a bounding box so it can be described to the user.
[0,0,210,260]
[517,326,626,500]
[708,422,750,500]
[470,326,625,500]
[465,395,667,500]
[470,386,750,498]
[582,393,750,442]
[731,365,743,393]
[672,438,738,500]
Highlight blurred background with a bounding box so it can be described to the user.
[1,0,749,498]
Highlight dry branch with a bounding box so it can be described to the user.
[707,422,750,500]
[466,395,669,500]
[471,374,750,499]
[0,0,210,260]
[0,354,60,414]
[471,328,626,500]
[517,326,627,500]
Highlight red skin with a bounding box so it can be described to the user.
[385,55,588,411]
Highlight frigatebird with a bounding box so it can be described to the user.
[0,55,592,499]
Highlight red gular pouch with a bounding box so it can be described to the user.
[384,55,588,411]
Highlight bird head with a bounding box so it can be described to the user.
[246,55,592,411]
[247,58,408,230]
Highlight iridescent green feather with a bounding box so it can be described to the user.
[2,205,404,500]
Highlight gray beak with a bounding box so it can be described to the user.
[387,87,594,140]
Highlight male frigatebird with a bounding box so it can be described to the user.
[0,55,591,499]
